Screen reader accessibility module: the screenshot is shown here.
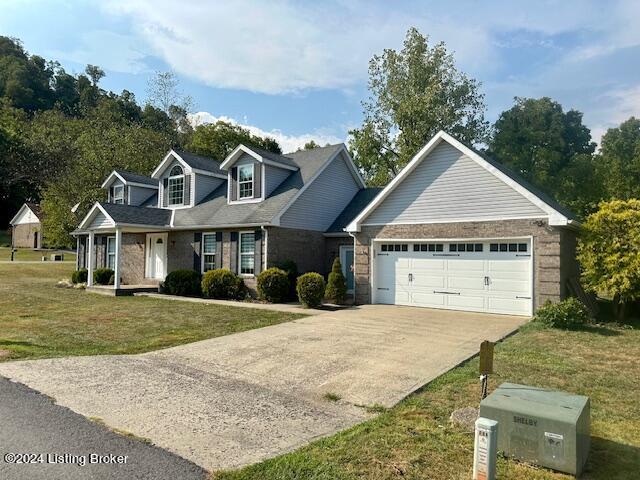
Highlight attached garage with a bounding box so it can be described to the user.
[347,131,581,316]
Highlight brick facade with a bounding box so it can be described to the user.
[266,227,327,274]
[12,223,42,248]
[353,219,579,310]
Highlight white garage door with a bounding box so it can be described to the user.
[374,240,532,316]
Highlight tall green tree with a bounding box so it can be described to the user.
[349,27,489,185]
[599,117,640,200]
[489,97,597,217]
[188,120,281,160]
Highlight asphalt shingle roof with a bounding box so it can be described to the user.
[172,144,344,227]
[113,170,157,186]
[245,146,299,169]
[173,149,225,176]
[100,203,171,227]
[326,187,383,233]
[25,202,44,221]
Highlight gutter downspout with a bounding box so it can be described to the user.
[261,226,268,271]
[348,231,357,304]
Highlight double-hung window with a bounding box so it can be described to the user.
[202,233,217,272]
[112,185,124,204]
[238,165,254,199]
[168,165,184,205]
[239,232,255,275]
[107,236,116,270]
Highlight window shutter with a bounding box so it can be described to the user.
[253,163,262,199]
[254,229,262,274]
[184,174,191,205]
[230,167,238,201]
[215,232,223,269]
[162,178,169,207]
[193,232,201,272]
[230,231,238,272]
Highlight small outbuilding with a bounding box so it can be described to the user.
[10,202,44,249]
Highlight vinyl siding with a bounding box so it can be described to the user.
[89,211,113,229]
[364,142,546,225]
[129,185,157,206]
[194,173,223,204]
[12,207,40,225]
[230,155,262,201]
[264,164,291,197]
[280,152,360,231]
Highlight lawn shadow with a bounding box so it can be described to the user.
[583,436,640,479]
[0,339,40,347]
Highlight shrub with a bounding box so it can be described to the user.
[296,272,326,308]
[257,268,290,303]
[325,258,347,304]
[71,268,88,284]
[201,268,246,300]
[275,259,298,300]
[533,298,593,329]
[93,268,114,285]
[164,269,202,296]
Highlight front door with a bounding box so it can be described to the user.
[340,246,355,293]
[146,233,167,280]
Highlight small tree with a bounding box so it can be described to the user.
[577,199,640,319]
[325,258,347,304]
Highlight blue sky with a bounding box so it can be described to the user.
[2,0,639,151]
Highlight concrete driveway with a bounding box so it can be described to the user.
[0,305,526,471]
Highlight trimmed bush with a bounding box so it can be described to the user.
[71,268,88,284]
[164,269,202,296]
[296,272,326,308]
[533,298,593,329]
[93,268,114,285]
[201,268,246,300]
[325,258,347,304]
[257,268,290,303]
[275,259,298,300]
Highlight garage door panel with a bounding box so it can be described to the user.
[447,294,486,309]
[448,259,485,271]
[448,275,485,290]
[412,275,446,288]
[489,279,529,294]
[488,260,529,273]
[411,258,446,270]
[411,291,446,307]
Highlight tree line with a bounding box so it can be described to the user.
[2,30,640,251]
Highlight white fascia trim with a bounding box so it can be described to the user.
[78,202,116,230]
[339,145,366,189]
[171,223,270,230]
[221,144,298,172]
[361,215,548,227]
[128,182,158,189]
[151,149,192,179]
[346,131,570,231]
[101,171,126,189]
[9,204,31,225]
[271,147,345,226]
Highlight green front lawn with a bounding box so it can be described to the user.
[0,246,76,262]
[215,317,640,480]
[0,263,304,360]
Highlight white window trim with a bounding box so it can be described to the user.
[112,185,125,205]
[167,166,185,206]
[201,232,217,273]
[106,236,116,270]
[238,164,254,200]
[238,230,256,277]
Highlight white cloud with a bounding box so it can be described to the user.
[189,111,344,153]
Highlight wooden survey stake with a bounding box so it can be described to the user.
[479,341,494,375]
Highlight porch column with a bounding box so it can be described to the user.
[114,227,122,289]
[87,232,95,286]
[75,237,80,270]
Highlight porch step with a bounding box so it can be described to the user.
[86,285,160,297]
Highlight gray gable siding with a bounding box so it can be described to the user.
[264,164,291,197]
[129,185,156,206]
[194,173,223,204]
[364,142,546,225]
[280,152,360,231]
[231,154,262,201]
[89,211,112,229]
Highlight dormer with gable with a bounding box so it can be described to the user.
[151,149,226,209]
[101,170,158,207]
[220,145,298,204]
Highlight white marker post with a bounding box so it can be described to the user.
[473,417,498,480]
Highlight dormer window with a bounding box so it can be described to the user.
[168,165,184,205]
[112,185,124,204]
[238,164,254,199]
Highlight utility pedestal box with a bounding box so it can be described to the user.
[480,383,590,476]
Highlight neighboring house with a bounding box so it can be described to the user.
[10,203,44,248]
[73,144,370,295]
[73,131,580,317]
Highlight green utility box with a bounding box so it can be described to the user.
[480,383,590,476]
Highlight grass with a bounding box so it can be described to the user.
[0,263,304,361]
[0,246,76,262]
[214,319,640,480]
[0,230,10,247]
[323,392,342,402]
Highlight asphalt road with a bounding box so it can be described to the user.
[0,376,207,480]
